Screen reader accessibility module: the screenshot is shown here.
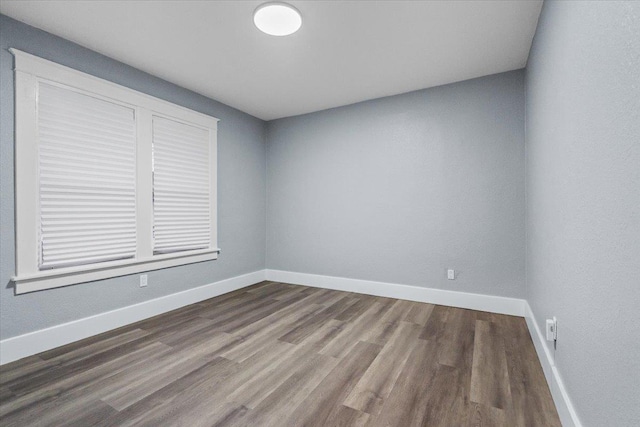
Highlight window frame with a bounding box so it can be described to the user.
[10,49,219,294]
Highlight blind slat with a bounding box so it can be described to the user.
[151,140,210,163]
[41,186,134,196]
[154,163,209,179]
[43,230,137,241]
[42,248,137,265]
[40,254,134,269]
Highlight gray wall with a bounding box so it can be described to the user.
[266,71,526,298]
[525,1,640,426]
[0,15,267,340]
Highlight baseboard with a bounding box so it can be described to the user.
[265,269,526,317]
[525,302,583,427]
[0,270,266,365]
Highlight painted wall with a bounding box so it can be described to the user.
[266,71,526,298]
[0,15,267,340]
[525,1,640,426]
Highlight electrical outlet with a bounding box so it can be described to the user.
[447,269,455,280]
[140,274,148,287]
[546,317,557,341]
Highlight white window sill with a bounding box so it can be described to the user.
[11,249,220,294]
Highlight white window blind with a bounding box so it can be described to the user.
[12,49,218,293]
[38,83,137,269]
[152,116,211,254]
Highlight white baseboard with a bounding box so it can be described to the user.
[525,302,582,427]
[265,269,526,317]
[0,270,266,365]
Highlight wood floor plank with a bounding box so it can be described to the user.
[418,364,469,427]
[152,316,216,346]
[242,352,341,426]
[320,301,395,358]
[4,332,159,397]
[217,290,312,333]
[95,357,240,427]
[231,346,338,410]
[204,403,251,427]
[0,355,56,388]
[123,342,293,427]
[199,295,283,328]
[250,281,307,299]
[434,306,477,423]
[438,307,477,368]
[197,340,298,406]
[41,399,118,427]
[245,281,290,297]
[419,303,450,341]
[1,328,149,393]
[0,342,169,418]
[311,288,351,306]
[101,346,215,410]
[278,296,358,344]
[224,342,331,409]
[274,284,318,302]
[334,295,376,322]
[0,386,14,402]
[469,401,506,427]
[300,318,346,350]
[359,298,410,346]
[196,291,274,322]
[228,289,321,338]
[344,321,421,415]
[470,320,512,410]
[0,284,561,427]
[330,405,370,427]
[403,301,435,326]
[0,341,172,425]
[220,303,324,362]
[284,341,382,426]
[163,326,243,362]
[302,288,351,306]
[366,339,440,427]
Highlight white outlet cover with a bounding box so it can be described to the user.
[140,274,148,287]
[546,318,557,341]
[447,269,455,280]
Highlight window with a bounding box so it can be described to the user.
[11,49,219,294]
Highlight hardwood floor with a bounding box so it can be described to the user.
[0,281,561,427]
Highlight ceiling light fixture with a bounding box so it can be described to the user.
[253,2,302,36]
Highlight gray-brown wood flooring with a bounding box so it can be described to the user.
[0,281,561,426]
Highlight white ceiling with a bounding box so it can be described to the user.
[1,0,543,121]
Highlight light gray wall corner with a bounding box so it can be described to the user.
[0,14,267,340]
[266,70,527,299]
[525,1,640,426]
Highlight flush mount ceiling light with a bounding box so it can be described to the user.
[253,2,302,36]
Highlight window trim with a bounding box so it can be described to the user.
[10,49,219,294]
